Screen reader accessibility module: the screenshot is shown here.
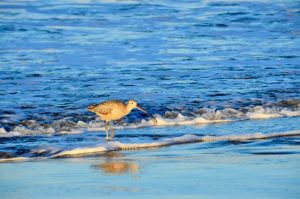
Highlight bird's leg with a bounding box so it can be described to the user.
[105,121,109,140]
[105,121,113,141]
[109,125,115,140]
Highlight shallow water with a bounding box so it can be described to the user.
[1,138,300,199]
[0,0,300,198]
[0,0,300,134]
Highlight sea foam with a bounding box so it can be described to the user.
[51,130,300,158]
[1,104,300,137]
[1,129,299,162]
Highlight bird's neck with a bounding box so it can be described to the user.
[125,106,134,115]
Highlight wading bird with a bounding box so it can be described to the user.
[88,100,157,141]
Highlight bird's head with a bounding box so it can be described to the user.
[127,99,157,125]
[87,104,98,112]
[127,99,138,109]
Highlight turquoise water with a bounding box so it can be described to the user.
[0,0,300,198]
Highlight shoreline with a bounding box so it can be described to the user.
[1,143,300,199]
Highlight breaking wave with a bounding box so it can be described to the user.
[1,130,299,162]
[1,99,300,137]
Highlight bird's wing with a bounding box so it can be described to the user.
[95,100,126,115]
[96,106,112,115]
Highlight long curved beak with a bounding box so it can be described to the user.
[136,105,157,125]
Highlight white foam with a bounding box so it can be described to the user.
[280,109,300,117]
[83,114,229,133]
[12,126,55,135]
[247,107,300,119]
[51,141,128,158]
[59,130,84,134]
[0,131,22,137]
[246,112,282,119]
[52,146,108,158]
[0,157,30,163]
[51,130,300,158]
[0,128,7,134]
[152,114,229,126]
[1,106,300,137]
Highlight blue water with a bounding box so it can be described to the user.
[1,1,300,198]
[0,0,300,157]
[1,0,300,125]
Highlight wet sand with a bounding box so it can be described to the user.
[1,142,299,199]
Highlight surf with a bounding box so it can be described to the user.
[1,102,300,137]
[1,130,299,162]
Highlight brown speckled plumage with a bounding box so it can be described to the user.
[88,100,157,141]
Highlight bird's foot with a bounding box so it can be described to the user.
[106,137,113,142]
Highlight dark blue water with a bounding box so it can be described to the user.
[0,0,300,159]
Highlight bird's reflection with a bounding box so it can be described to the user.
[96,162,139,175]
[92,152,139,175]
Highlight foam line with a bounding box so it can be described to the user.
[2,105,300,137]
[51,130,300,158]
[0,157,31,163]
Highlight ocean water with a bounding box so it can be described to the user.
[0,0,300,198]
